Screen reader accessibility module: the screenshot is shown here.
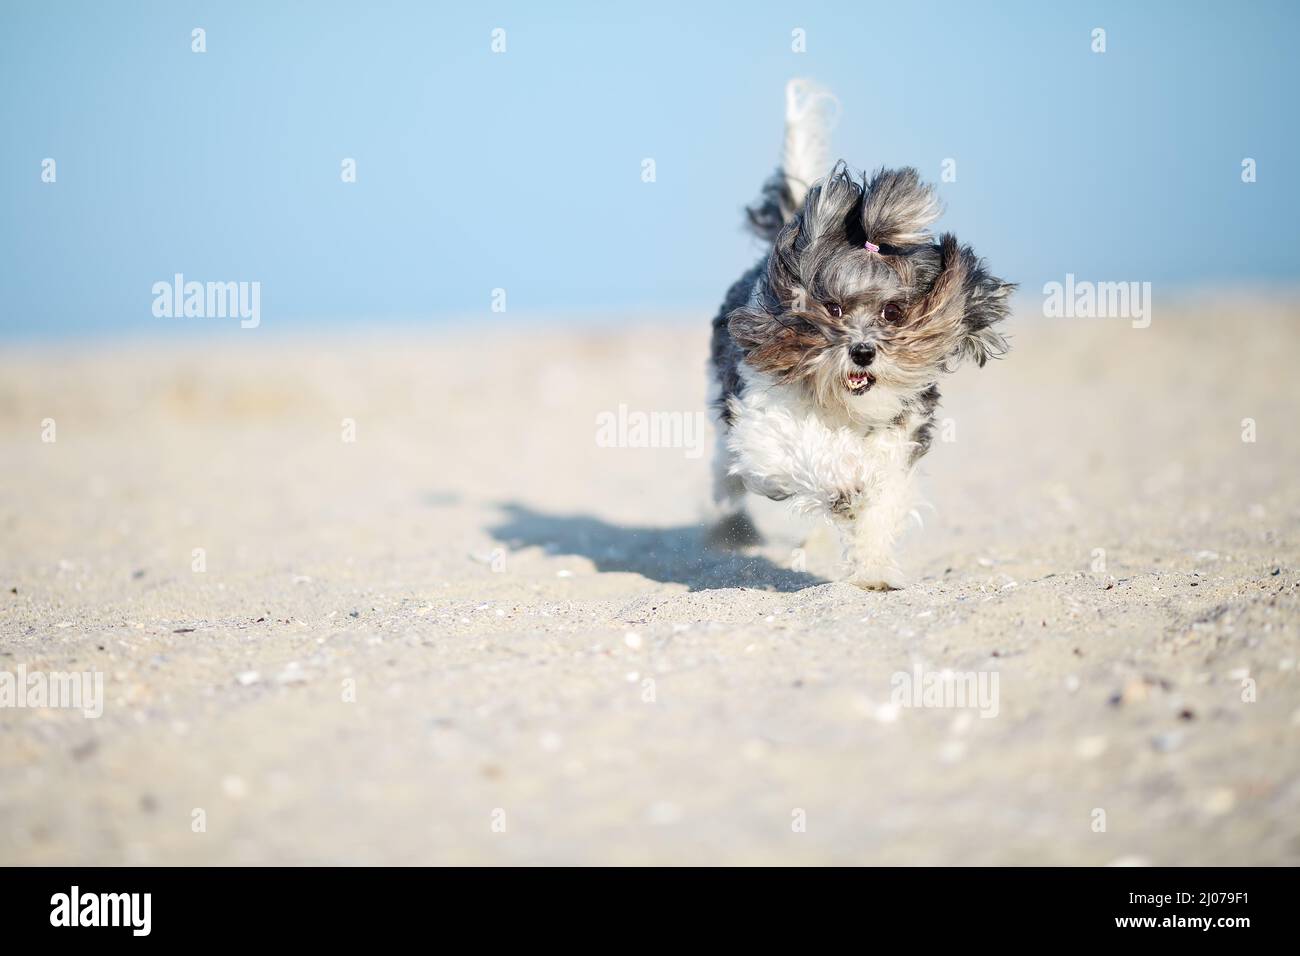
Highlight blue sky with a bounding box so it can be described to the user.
[1,0,1296,339]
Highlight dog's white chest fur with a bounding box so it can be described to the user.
[719,367,919,589]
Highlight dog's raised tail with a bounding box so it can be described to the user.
[745,79,839,241]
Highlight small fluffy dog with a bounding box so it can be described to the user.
[709,80,1014,589]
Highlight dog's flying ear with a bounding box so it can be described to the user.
[859,168,942,250]
[958,249,1014,367]
[923,234,1014,368]
[727,303,823,380]
[727,305,779,352]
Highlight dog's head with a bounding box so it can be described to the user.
[728,163,1014,417]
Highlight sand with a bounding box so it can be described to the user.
[2,296,1298,865]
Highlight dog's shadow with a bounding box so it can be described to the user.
[487,503,824,592]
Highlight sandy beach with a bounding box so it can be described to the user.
[2,296,1299,865]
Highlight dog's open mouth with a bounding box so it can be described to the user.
[846,370,875,393]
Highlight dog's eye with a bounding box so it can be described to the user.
[880,302,905,324]
[824,302,843,319]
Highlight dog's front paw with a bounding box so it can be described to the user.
[847,563,907,591]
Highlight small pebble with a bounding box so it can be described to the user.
[872,702,901,724]
[1111,678,1151,705]
[1151,731,1183,753]
[1076,736,1108,759]
[1203,788,1236,816]
[741,739,770,761]
[275,663,308,685]
[646,801,682,825]
[71,739,99,761]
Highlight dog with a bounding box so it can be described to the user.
[708,80,1014,590]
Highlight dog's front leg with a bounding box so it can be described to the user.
[833,428,916,590]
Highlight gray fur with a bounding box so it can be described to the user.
[710,160,1013,455]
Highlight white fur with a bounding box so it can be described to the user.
[782,79,838,208]
[723,366,921,589]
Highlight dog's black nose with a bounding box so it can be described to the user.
[849,342,876,367]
